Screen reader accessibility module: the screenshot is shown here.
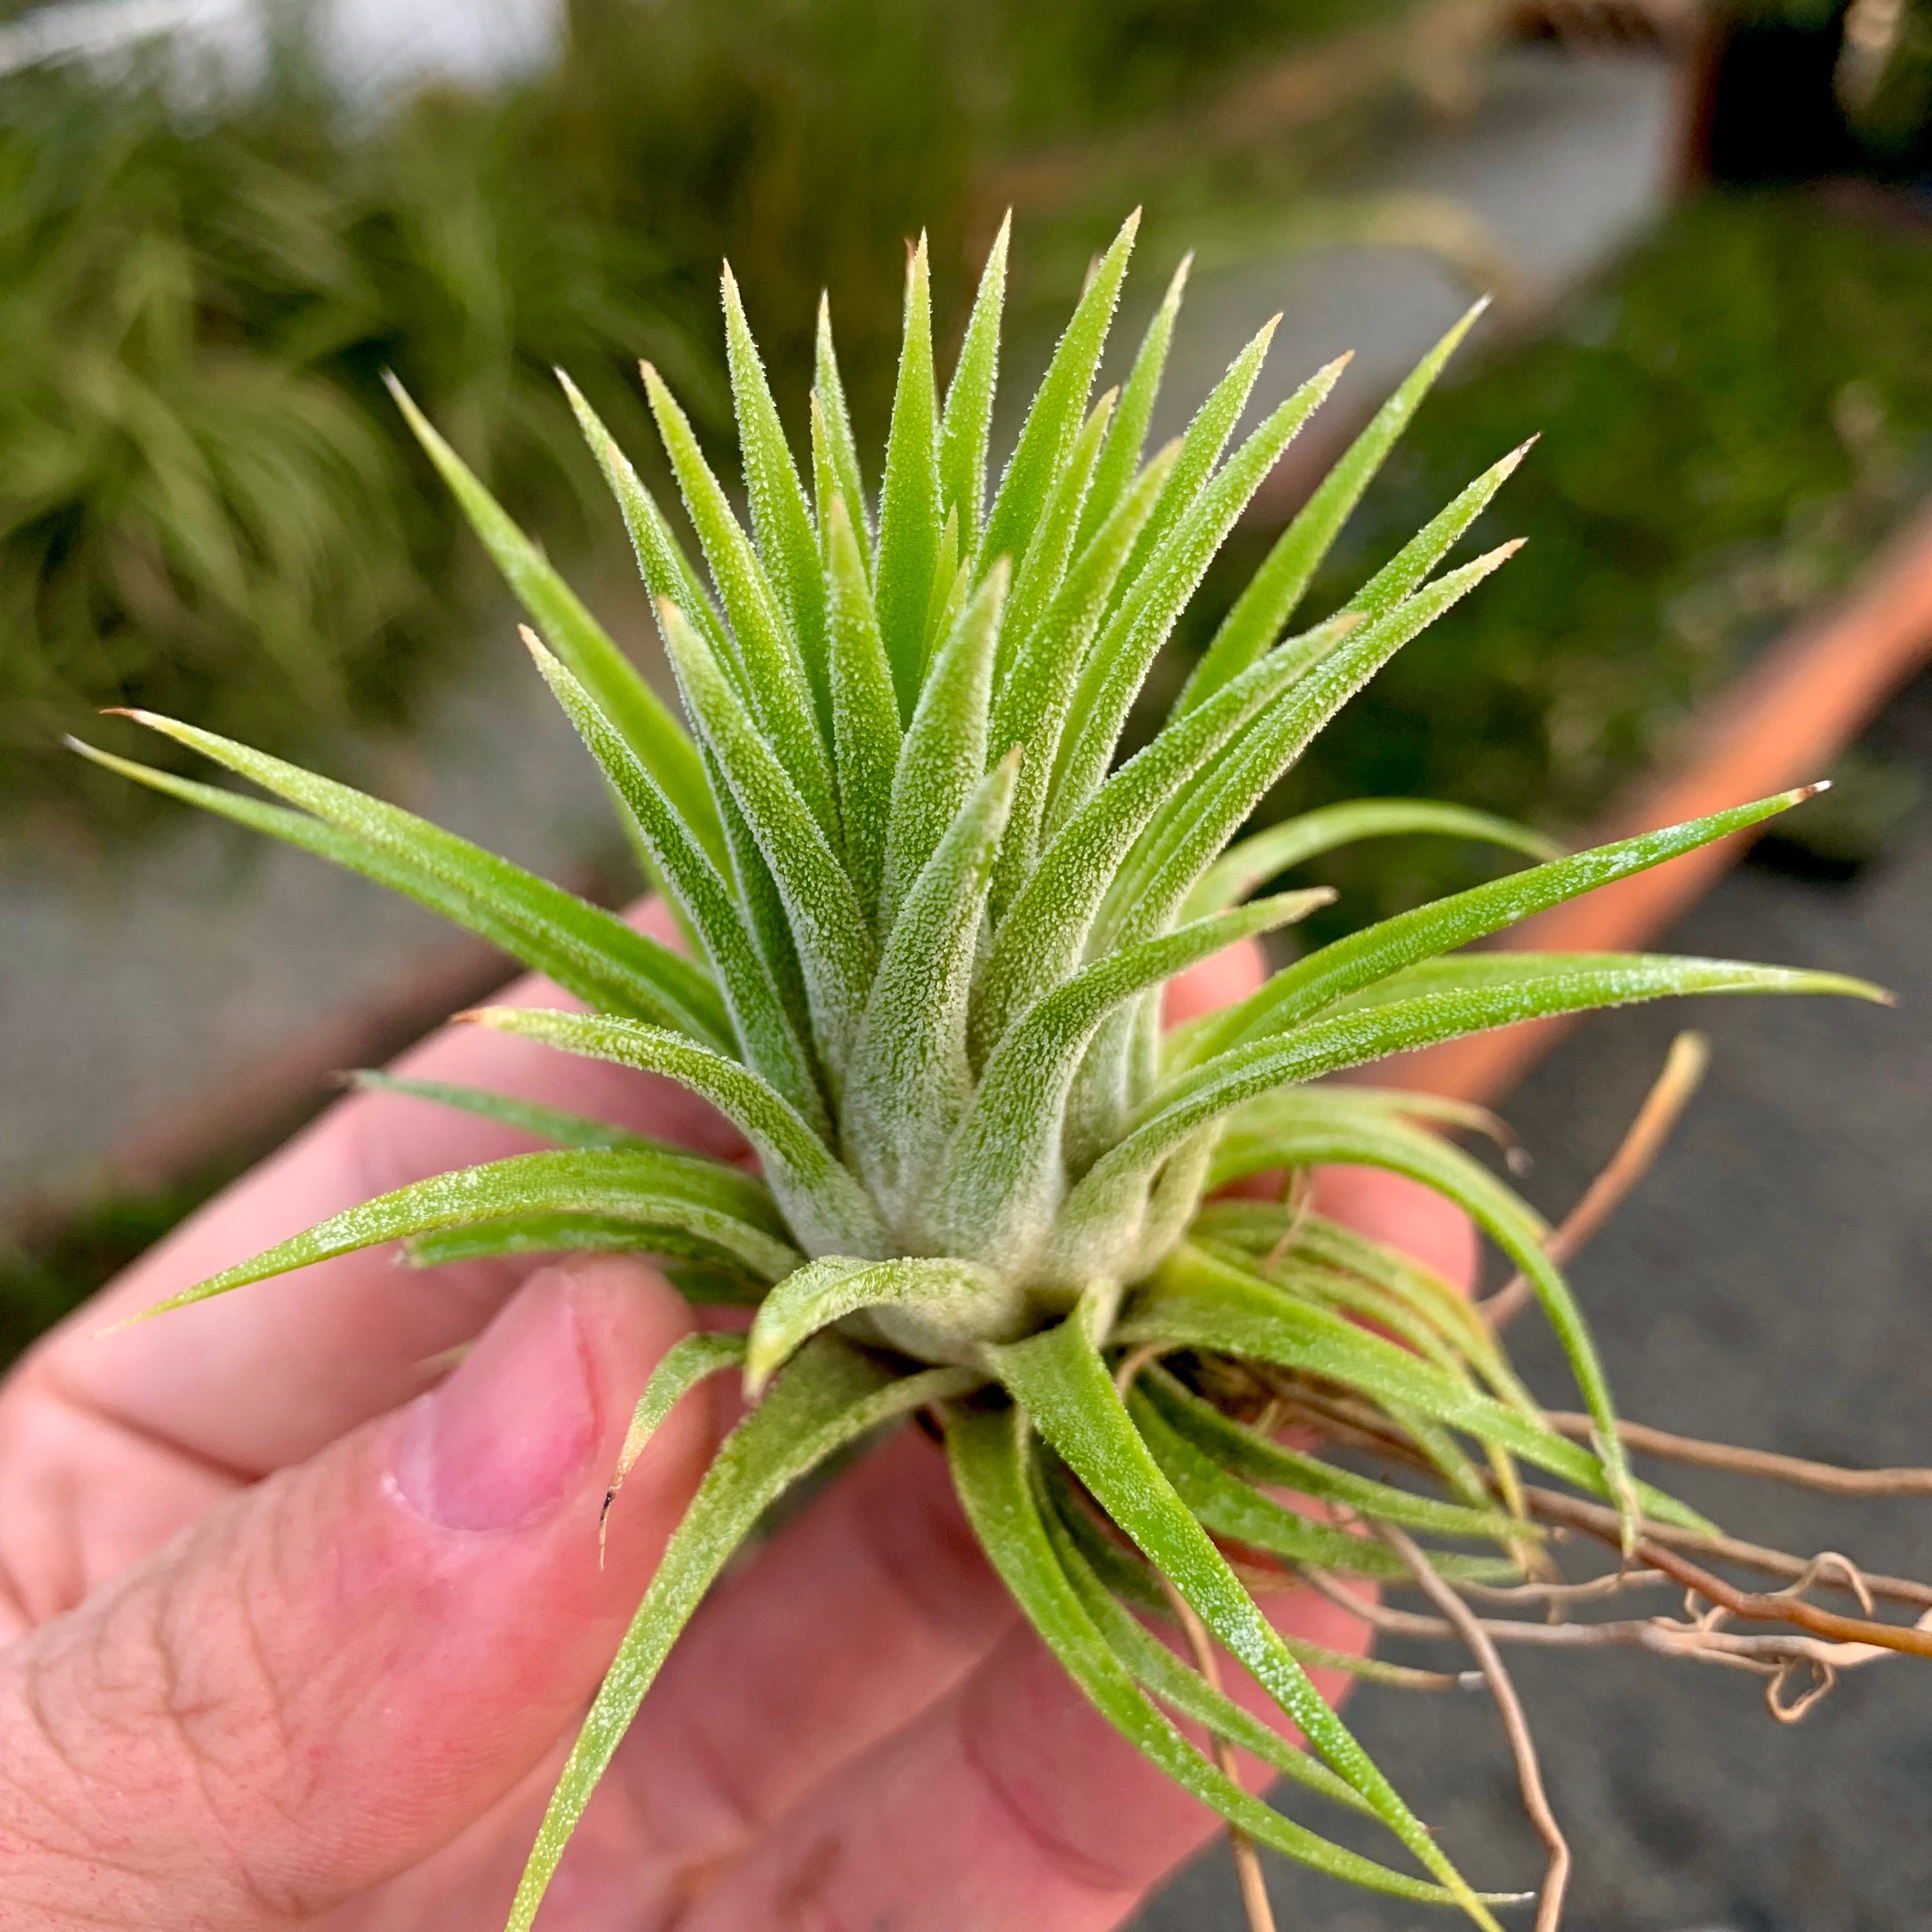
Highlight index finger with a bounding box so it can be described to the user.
[22,898,743,1478]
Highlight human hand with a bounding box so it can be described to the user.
[0,909,1474,1931]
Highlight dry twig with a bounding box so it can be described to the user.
[1539,1411,1932,1498]
[1156,1576,1277,1932]
[1376,1527,1569,1932]
[1483,1031,1709,1330]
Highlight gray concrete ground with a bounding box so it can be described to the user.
[1133,680,1932,1930]
[0,45,1683,1223]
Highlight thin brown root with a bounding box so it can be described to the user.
[1261,1167,1317,1272]
[1114,1342,1166,1400]
[1300,1565,1911,1690]
[1377,1527,1569,1932]
[1539,1411,1932,1499]
[1483,1031,1709,1331]
[1453,1569,1671,1608]
[1520,1487,1932,1613]
[1156,1575,1277,1932]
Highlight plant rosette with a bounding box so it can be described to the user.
[80,213,1909,1930]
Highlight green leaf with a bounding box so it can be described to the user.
[1184,785,1848,1059]
[1177,300,1488,713]
[933,893,1328,1264]
[525,636,828,1134]
[721,264,830,730]
[987,438,1181,922]
[659,602,877,1081]
[1343,439,1534,626]
[874,234,945,717]
[135,1149,800,1319]
[981,210,1138,576]
[945,1403,1495,1911]
[939,211,1010,558]
[1036,1492,1416,1796]
[1121,1243,1712,1535]
[1096,544,1523,955]
[1048,355,1349,829]
[880,561,1007,928]
[848,759,1018,1228]
[1183,799,1561,923]
[1141,1365,1524,1545]
[348,1071,665,1154]
[88,724,730,1048]
[1075,250,1190,552]
[745,1255,1017,1393]
[1108,312,1281,625]
[1126,1388,1515,1581]
[1084,949,1881,1265]
[505,1339,979,1932]
[467,1008,890,1259]
[972,639,1324,1066]
[823,488,903,923]
[813,294,873,569]
[401,1215,765,1291]
[642,362,840,843]
[994,387,1116,692]
[990,1315,1501,1926]
[603,1332,746,1544]
[385,374,716,866]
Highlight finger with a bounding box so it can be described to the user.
[677,1577,1376,1932]
[1309,1165,1479,1293]
[598,1428,1018,1890]
[24,899,741,1482]
[1162,933,1266,1027]
[0,1256,713,1931]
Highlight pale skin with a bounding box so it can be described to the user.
[0,907,1475,1931]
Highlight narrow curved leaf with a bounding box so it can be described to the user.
[1177,300,1487,713]
[467,1008,889,1259]
[875,234,944,716]
[946,1402,1495,1911]
[814,293,873,565]
[848,759,1016,1225]
[939,211,1010,558]
[1121,1243,1711,1535]
[642,362,839,840]
[386,374,716,862]
[87,724,728,1048]
[981,210,1138,576]
[746,1255,1016,1394]
[137,1148,799,1319]
[1141,1365,1524,1545]
[1183,798,1561,923]
[349,1071,666,1154]
[990,1314,1501,1926]
[823,486,902,922]
[879,562,1007,928]
[505,1340,980,1932]
[1188,787,1837,1059]
[604,1332,746,1540]
[1075,250,1190,552]
[402,1215,765,1291]
[721,264,827,719]
[526,637,827,1132]
[659,602,877,1079]
[1048,355,1348,828]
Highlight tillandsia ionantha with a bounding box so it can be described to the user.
[73,210,1922,1930]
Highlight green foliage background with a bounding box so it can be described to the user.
[0,0,1430,831]
[1176,190,1932,935]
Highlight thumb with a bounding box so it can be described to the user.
[0,1257,710,1930]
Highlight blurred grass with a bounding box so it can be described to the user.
[0,0,1439,834]
[1169,188,1932,940]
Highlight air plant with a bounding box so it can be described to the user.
[77,212,1922,1931]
